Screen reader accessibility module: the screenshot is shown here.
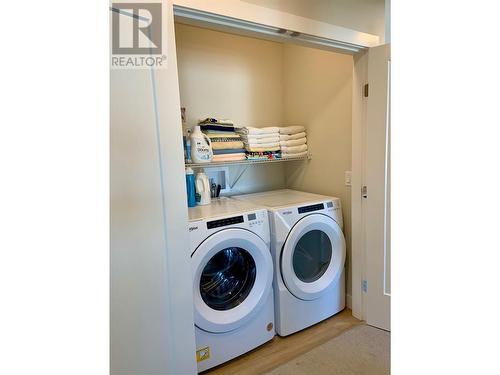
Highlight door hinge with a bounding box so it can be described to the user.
[364,83,369,97]
[362,280,368,293]
[362,185,368,198]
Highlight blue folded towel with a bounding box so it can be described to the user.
[200,124,235,132]
[213,148,246,155]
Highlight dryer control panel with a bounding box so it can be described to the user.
[276,199,343,230]
[298,203,324,214]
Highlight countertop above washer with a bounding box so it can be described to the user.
[188,197,266,221]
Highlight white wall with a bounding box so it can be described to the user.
[242,0,386,42]
[282,44,354,295]
[111,68,173,375]
[175,23,287,193]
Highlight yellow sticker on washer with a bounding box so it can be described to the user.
[196,346,210,362]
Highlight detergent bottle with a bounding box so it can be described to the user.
[185,167,196,208]
[195,170,211,206]
[190,126,212,163]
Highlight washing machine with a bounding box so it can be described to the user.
[188,198,275,372]
[233,189,346,336]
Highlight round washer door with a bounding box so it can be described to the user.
[281,213,346,301]
[191,228,273,333]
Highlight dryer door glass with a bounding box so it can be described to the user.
[292,230,332,283]
[200,247,256,311]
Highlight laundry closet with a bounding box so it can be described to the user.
[175,17,356,302]
[175,13,363,373]
[110,1,389,374]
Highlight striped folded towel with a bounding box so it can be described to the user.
[205,132,244,150]
[279,138,307,147]
[279,126,305,135]
[246,151,281,160]
[211,141,244,150]
[212,153,246,162]
[198,117,234,126]
[205,132,241,141]
[280,144,308,154]
[213,148,246,155]
[245,145,281,152]
[236,126,280,135]
[279,132,306,141]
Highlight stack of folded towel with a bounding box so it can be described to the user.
[235,126,281,160]
[279,126,308,159]
[198,117,235,132]
[198,118,245,162]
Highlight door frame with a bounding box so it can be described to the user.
[351,49,369,320]
[350,45,391,321]
[156,2,386,371]
[349,52,368,320]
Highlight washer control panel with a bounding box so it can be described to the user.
[206,215,244,229]
[248,210,266,229]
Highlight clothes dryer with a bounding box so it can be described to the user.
[233,190,346,336]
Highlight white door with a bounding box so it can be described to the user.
[191,228,274,333]
[281,214,346,300]
[111,1,197,374]
[364,44,391,331]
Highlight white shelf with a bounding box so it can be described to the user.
[186,154,311,168]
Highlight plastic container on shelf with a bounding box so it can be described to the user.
[190,126,212,163]
[184,127,192,163]
[185,167,196,207]
[195,170,211,206]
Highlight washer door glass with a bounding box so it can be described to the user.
[292,229,332,283]
[200,247,256,311]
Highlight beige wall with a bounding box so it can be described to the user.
[175,23,285,126]
[175,23,287,193]
[242,0,386,42]
[283,44,353,295]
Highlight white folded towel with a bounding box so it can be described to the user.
[279,132,306,141]
[281,151,309,159]
[279,126,305,135]
[236,126,280,135]
[279,138,306,147]
[240,135,280,144]
[243,141,280,149]
[280,144,308,153]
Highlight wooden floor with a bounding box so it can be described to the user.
[202,309,362,375]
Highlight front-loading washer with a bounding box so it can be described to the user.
[188,198,275,372]
[233,189,346,336]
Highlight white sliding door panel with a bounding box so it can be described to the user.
[365,43,391,331]
[110,1,197,374]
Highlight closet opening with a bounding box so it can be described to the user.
[174,20,356,301]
